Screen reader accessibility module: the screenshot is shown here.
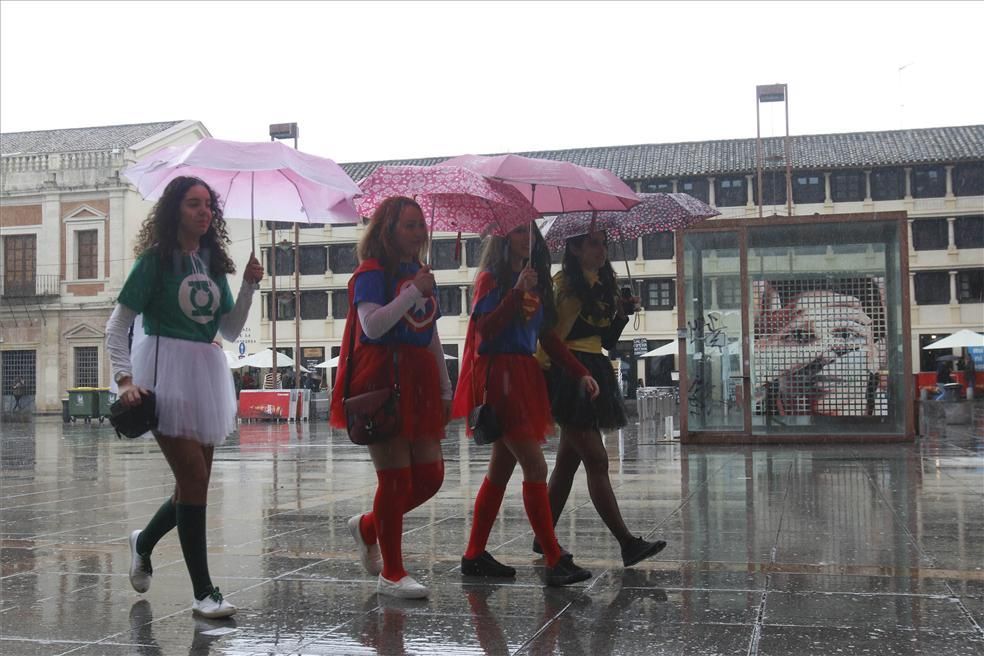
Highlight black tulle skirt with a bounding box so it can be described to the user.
[546,351,627,430]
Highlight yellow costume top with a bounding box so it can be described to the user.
[537,270,628,368]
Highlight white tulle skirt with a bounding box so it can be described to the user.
[131,335,237,446]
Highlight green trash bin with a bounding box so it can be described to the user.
[96,388,115,423]
[67,387,98,423]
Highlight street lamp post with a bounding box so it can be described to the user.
[269,122,301,390]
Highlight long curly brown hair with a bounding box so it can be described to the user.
[357,196,425,276]
[561,233,618,321]
[132,176,235,276]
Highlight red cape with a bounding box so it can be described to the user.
[451,271,498,419]
[329,258,386,428]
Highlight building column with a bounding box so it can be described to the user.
[707,177,716,207]
[909,272,916,305]
[108,190,125,288]
[907,219,915,255]
[904,167,912,199]
[671,179,678,193]
[949,270,958,304]
[947,217,957,252]
[459,285,469,316]
[823,172,832,205]
[945,165,955,198]
[864,170,872,202]
[745,174,755,208]
[709,278,719,309]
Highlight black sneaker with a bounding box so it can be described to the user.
[461,551,516,578]
[545,555,592,587]
[621,536,667,567]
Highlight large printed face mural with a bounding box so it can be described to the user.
[751,277,888,417]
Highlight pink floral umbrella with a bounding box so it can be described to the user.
[356,165,540,240]
[540,192,719,252]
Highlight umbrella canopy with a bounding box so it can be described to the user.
[922,330,984,349]
[240,348,308,371]
[642,342,678,358]
[540,193,719,252]
[122,138,362,251]
[356,165,539,236]
[440,154,640,213]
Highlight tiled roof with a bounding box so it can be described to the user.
[0,121,185,154]
[340,125,984,182]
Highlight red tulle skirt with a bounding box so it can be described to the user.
[331,343,445,441]
[455,353,554,443]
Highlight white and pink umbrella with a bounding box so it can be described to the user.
[123,138,362,251]
[356,165,540,246]
[440,153,640,213]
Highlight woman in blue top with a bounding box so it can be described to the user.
[106,176,263,618]
[453,223,599,586]
[331,196,452,599]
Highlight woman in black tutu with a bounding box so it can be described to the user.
[539,229,667,567]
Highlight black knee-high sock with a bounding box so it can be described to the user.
[175,503,213,600]
[136,498,176,556]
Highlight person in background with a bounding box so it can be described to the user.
[107,176,263,618]
[331,196,451,599]
[963,351,976,397]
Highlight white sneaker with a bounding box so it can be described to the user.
[348,514,383,575]
[192,588,237,618]
[377,574,429,599]
[128,530,152,593]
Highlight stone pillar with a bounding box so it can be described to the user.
[904,167,912,199]
[108,190,126,289]
[907,219,915,255]
[949,270,958,304]
[947,217,957,252]
[707,177,716,207]
[909,272,916,304]
[710,277,719,309]
[671,179,678,193]
[823,172,832,205]
[945,165,955,198]
[745,174,755,208]
[864,170,872,202]
[459,285,469,316]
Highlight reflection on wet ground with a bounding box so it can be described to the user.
[1,409,982,655]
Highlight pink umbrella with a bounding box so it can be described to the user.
[356,165,539,250]
[540,193,720,252]
[123,138,362,251]
[440,153,640,213]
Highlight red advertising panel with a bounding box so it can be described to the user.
[238,390,292,420]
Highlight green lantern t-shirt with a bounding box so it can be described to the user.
[118,249,234,343]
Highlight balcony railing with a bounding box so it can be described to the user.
[1,275,60,298]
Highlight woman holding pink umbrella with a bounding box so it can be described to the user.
[331,196,452,599]
[453,223,599,586]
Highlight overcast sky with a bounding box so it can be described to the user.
[2,1,982,164]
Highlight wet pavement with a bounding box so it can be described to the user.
[1,409,982,656]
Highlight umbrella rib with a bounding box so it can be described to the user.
[275,168,311,221]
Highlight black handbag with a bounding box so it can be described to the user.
[468,355,502,445]
[342,309,400,446]
[111,259,162,439]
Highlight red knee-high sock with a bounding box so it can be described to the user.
[522,481,563,567]
[406,459,445,513]
[359,460,444,546]
[464,476,507,560]
[373,467,413,582]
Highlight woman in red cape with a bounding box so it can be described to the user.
[452,222,599,586]
[331,197,451,600]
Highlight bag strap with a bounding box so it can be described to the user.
[343,271,400,401]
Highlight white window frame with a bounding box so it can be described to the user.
[64,206,107,284]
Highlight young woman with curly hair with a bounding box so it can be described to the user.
[331,196,452,599]
[106,176,263,618]
[453,223,599,586]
